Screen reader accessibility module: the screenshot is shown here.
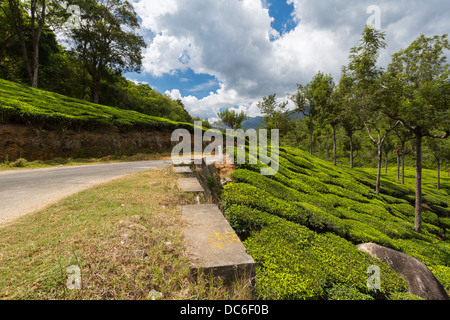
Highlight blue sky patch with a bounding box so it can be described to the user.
[265,0,298,36]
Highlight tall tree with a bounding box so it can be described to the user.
[1,0,69,87]
[347,26,398,195]
[334,68,364,168]
[309,72,338,165]
[4,0,48,87]
[364,114,399,195]
[67,0,145,104]
[392,125,414,184]
[384,34,450,233]
[383,135,395,174]
[0,3,15,63]
[425,137,450,191]
[217,109,249,130]
[257,94,292,138]
[290,80,321,155]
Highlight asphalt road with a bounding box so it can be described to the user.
[0,160,172,225]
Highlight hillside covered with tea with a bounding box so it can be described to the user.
[221,147,450,300]
[0,79,193,133]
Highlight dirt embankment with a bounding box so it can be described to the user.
[0,124,176,161]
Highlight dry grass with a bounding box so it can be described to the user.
[0,167,253,300]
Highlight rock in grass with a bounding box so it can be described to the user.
[357,243,449,300]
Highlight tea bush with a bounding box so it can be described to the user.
[0,79,194,133]
[244,218,408,300]
[221,147,450,299]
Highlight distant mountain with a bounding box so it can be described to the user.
[242,112,304,130]
[241,116,265,130]
[211,112,304,131]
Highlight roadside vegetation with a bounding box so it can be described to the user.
[0,168,252,300]
[0,153,172,171]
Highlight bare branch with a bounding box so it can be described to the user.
[425,131,450,139]
[365,122,378,144]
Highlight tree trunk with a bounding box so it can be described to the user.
[415,134,423,233]
[385,151,388,174]
[396,150,400,182]
[436,158,440,191]
[332,125,337,166]
[30,37,40,88]
[91,70,101,104]
[349,133,354,168]
[8,0,32,84]
[401,144,405,185]
[91,81,100,104]
[30,0,44,88]
[8,0,45,88]
[376,144,383,196]
[309,118,314,155]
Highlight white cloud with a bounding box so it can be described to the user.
[127,78,149,86]
[134,0,450,119]
[188,79,219,93]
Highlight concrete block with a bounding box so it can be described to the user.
[173,166,193,174]
[180,204,255,284]
[177,178,204,193]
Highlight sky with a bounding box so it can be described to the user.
[126,0,450,123]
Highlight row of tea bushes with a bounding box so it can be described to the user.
[224,204,410,300]
[220,146,450,299]
[0,79,193,133]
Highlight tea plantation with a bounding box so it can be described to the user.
[0,79,193,132]
[221,147,450,300]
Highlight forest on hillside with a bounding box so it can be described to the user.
[0,0,194,123]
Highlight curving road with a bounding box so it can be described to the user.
[0,160,172,226]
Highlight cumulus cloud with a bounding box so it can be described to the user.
[134,0,450,119]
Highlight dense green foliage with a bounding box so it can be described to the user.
[0,78,193,133]
[221,146,450,300]
[0,1,193,123]
[217,109,249,129]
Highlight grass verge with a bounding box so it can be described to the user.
[0,153,173,171]
[0,167,252,300]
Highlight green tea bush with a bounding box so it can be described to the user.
[325,283,374,300]
[388,292,424,300]
[221,183,344,235]
[0,79,194,133]
[220,145,449,300]
[245,219,408,300]
[230,169,304,202]
[428,265,450,292]
[396,238,450,267]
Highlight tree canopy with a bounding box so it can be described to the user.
[0,0,194,123]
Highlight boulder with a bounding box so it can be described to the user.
[357,243,449,300]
